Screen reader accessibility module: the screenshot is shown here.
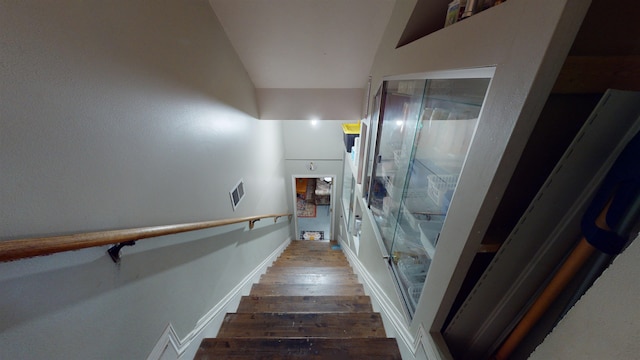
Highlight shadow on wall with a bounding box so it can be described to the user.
[0,221,287,334]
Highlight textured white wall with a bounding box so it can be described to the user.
[351,0,591,358]
[257,88,365,120]
[0,1,289,358]
[281,120,347,240]
[361,0,591,336]
[529,234,640,360]
[0,0,287,238]
[282,120,346,160]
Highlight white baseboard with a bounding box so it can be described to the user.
[339,239,447,360]
[146,237,291,360]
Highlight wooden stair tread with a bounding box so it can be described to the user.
[194,240,401,359]
[278,254,344,257]
[259,273,359,285]
[274,254,347,258]
[283,246,341,252]
[284,245,336,250]
[282,243,340,248]
[283,246,337,251]
[273,255,350,266]
[283,243,341,248]
[271,260,349,267]
[237,296,373,313]
[278,252,345,257]
[196,338,402,359]
[265,266,353,275]
[278,250,338,256]
[276,253,347,259]
[250,283,365,296]
[217,313,387,338]
[277,253,346,259]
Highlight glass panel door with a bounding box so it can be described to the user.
[368,75,491,316]
[369,79,427,254]
[342,152,354,230]
[364,85,383,204]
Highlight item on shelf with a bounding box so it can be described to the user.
[430,108,450,120]
[354,215,362,237]
[421,107,434,121]
[458,0,467,21]
[484,0,504,10]
[398,266,427,288]
[397,81,418,95]
[401,205,418,229]
[461,0,502,20]
[419,220,443,248]
[342,122,360,153]
[392,238,428,264]
[445,0,461,27]
[398,256,430,287]
[397,255,430,311]
[352,136,360,166]
[460,0,478,19]
[427,174,459,208]
[393,149,402,167]
[408,285,422,309]
[399,219,421,245]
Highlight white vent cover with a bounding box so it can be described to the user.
[230,179,245,210]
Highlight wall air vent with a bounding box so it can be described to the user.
[230,179,245,211]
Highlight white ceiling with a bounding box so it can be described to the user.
[208,0,396,89]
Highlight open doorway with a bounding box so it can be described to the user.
[293,176,334,240]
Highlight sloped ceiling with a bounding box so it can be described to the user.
[208,0,396,90]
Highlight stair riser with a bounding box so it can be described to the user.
[218,313,387,338]
[196,338,402,359]
[195,240,401,359]
[271,261,350,268]
[237,296,373,313]
[259,274,359,285]
[265,266,353,274]
[250,284,365,297]
[276,258,347,263]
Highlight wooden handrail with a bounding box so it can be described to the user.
[0,213,292,262]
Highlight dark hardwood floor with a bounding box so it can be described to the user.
[195,240,402,359]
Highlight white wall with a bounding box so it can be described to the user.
[281,120,347,240]
[529,234,640,360]
[353,0,592,357]
[257,88,364,120]
[282,119,346,161]
[0,1,289,358]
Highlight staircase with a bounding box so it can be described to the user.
[195,240,402,359]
